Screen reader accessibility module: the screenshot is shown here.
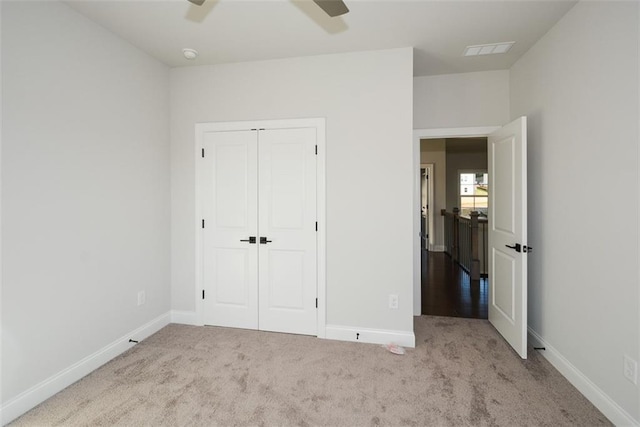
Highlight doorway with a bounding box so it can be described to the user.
[420,164,433,251]
[412,128,498,318]
[413,121,529,358]
[419,137,488,319]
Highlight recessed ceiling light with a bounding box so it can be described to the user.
[464,42,515,57]
[182,48,199,60]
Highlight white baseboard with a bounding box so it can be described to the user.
[0,312,171,426]
[325,324,415,348]
[528,328,639,427]
[430,245,446,252]
[170,310,201,326]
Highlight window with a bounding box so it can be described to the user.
[460,172,488,217]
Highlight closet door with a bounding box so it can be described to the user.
[257,128,317,335]
[202,130,258,330]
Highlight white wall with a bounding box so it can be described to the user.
[510,2,639,424]
[414,70,509,129]
[0,0,4,412]
[1,0,171,418]
[420,139,446,250]
[170,48,414,333]
[0,0,4,411]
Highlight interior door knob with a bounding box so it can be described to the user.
[260,237,272,244]
[505,243,522,253]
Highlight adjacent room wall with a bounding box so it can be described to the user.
[420,139,446,250]
[170,48,414,334]
[510,1,639,424]
[1,0,171,419]
[414,70,509,129]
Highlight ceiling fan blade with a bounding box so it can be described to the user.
[187,0,206,6]
[312,0,349,17]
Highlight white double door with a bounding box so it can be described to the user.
[200,125,317,336]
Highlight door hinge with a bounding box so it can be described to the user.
[315,145,317,155]
[316,298,318,308]
[201,148,205,158]
[202,290,205,299]
[315,221,318,231]
[202,219,205,229]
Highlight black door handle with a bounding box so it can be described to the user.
[505,243,522,253]
[240,236,256,244]
[260,237,272,244]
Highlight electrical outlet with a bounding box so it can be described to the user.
[623,355,637,385]
[137,291,146,306]
[388,294,398,309]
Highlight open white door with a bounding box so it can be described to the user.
[488,117,528,359]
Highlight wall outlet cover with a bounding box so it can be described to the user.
[137,291,146,306]
[623,355,637,385]
[388,294,399,309]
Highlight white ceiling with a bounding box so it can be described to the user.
[65,0,577,76]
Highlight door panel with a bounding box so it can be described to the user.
[267,249,305,309]
[215,144,251,227]
[493,138,515,233]
[488,117,528,359]
[269,142,306,229]
[258,128,317,336]
[202,130,258,330]
[214,248,250,306]
[492,249,515,320]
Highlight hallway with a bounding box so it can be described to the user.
[421,250,488,319]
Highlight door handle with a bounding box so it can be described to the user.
[240,236,256,244]
[505,243,522,253]
[260,237,272,244]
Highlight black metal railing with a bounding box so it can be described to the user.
[442,208,488,280]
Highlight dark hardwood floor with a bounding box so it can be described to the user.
[421,250,488,319]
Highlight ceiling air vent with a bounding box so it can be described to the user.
[464,42,515,57]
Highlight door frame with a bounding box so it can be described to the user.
[195,118,327,337]
[412,127,499,316]
[419,163,434,251]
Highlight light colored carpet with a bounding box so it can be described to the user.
[11,316,610,426]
